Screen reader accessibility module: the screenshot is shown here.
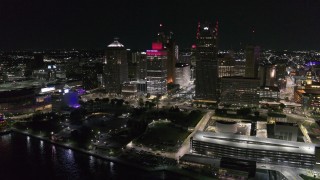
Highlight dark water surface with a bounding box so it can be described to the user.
[0,133,188,180]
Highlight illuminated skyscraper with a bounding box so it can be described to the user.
[156,24,176,84]
[103,38,128,94]
[195,21,219,101]
[146,42,167,95]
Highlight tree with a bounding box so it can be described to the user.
[279,103,285,110]
[138,98,144,107]
[70,108,86,125]
[152,94,161,110]
[149,102,156,109]
[116,99,125,106]
[237,108,251,116]
[110,98,117,105]
[102,98,110,104]
[145,101,150,108]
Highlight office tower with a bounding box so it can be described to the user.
[245,45,260,78]
[195,21,219,101]
[146,42,167,95]
[259,62,276,87]
[174,63,191,88]
[218,51,236,77]
[103,38,128,94]
[220,77,260,106]
[156,24,176,83]
[82,62,103,90]
[132,51,147,79]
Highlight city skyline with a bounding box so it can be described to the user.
[0,0,319,50]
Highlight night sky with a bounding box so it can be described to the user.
[0,0,319,50]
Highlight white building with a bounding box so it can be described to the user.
[174,63,191,88]
[191,131,318,169]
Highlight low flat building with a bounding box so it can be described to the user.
[191,131,318,168]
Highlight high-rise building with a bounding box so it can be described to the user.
[146,42,167,95]
[221,77,260,106]
[132,51,147,79]
[156,24,176,84]
[82,62,103,90]
[103,38,128,94]
[174,63,191,88]
[245,45,260,78]
[195,21,219,101]
[218,51,236,77]
[259,63,276,87]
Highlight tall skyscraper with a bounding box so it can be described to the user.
[245,45,260,78]
[145,42,167,95]
[103,38,128,94]
[195,21,219,101]
[156,24,176,84]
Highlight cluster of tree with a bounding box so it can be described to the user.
[127,117,148,135]
[27,112,63,134]
[70,108,87,125]
[237,108,252,116]
[70,126,94,149]
[169,106,180,112]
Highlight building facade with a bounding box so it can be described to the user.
[146,43,167,95]
[245,46,260,78]
[103,38,128,94]
[195,21,219,101]
[220,77,260,106]
[174,63,191,88]
[191,131,318,169]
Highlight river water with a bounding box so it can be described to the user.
[0,133,188,180]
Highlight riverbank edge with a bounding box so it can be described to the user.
[8,129,213,180]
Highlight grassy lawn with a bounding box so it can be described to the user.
[168,110,204,127]
[135,121,189,152]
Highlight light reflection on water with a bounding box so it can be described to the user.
[0,132,11,143]
[0,133,184,180]
[26,136,31,153]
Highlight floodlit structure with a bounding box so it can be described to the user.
[174,63,191,88]
[146,43,167,95]
[215,120,238,134]
[191,131,319,169]
[103,38,128,94]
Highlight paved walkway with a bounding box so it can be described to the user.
[175,110,213,159]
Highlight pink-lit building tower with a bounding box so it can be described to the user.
[145,42,168,95]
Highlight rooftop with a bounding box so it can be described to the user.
[193,131,317,155]
[0,80,44,92]
[107,38,124,48]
